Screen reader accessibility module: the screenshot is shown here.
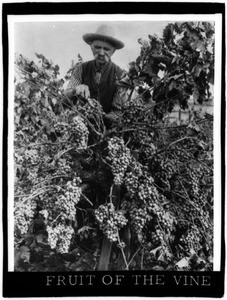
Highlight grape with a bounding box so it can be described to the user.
[46,224,74,253]
[54,178,82,221]
[95,203,128,242]
[129,205,147,233]
[107,137,132,185]
[70,115,89,149]
[14,199,36,235]
[179,224,202,253]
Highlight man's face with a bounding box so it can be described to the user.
[91,40,115,65]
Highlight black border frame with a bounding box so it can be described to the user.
[2,2,225,297]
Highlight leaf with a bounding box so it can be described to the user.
[19,246,30,263]
[188,120,200,132]
[192,65,202,77]
[157,252,166,262]
[169,81,177,91]
[175,257,189,269]
[169,74,183,81]
[150,246,162,256]
[152,54,171,66]
[133,79,143,86]
[193,86,200,103]
[35,53,46,60]
[30,239,38,249]
[137,232,143,243]
[45,124,51,135]
[54,64,60,73]
[14,116,20,125]
[152,265,165,270]
[21,82,31,97]
[51,98,57,106]
[31,72,38,78]
[39,209,48,219]
[36,234,44,243]
[116,80,133,88]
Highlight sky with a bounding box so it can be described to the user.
[14,21,170,77]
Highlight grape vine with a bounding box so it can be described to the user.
[14,21,214,271]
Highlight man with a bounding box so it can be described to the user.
[65,24,125,113]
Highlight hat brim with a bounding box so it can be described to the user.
[83,33,124,49]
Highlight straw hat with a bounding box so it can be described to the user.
[83,24,124,49]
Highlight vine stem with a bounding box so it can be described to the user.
[56,146,77,160]
[109,184,114,204]
[116,230,129,270]
[29,175,71,189]
[16,187,55,206]
[50,213,62,226]
[126,244,142,269]
[140,246,144,270]
[20,141,60,148]
[168,136,198,148]
[81,194,93,206]
[157,218,173,255]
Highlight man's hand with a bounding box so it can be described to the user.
[75,84,90,99]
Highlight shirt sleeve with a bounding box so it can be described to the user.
[64,63,83,98]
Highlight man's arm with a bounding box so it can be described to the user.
[64,64,90,99]
[64,63,82,98]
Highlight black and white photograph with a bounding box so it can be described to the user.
[2,1,225,298]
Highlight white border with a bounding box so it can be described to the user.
[7,13,223,272]
[8,13,220,22]
[213,13,222,272]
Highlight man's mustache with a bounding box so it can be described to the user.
[94,54,109,62]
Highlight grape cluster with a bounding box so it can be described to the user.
[84,98,104,116]
[55,158,72,176]
[46,224,74,253]
[107,137,132,185]
[164,160,177,178]
[54,178,82,221]
[124,162,143,197]
[45,177,81,221]
[190,173,200,198]
[137,176,155,202]
[70,115,89,149]
[27,165,39,182]
[53,122,70,143]
[180,225,202,253]
[121,99,146,125]
[125,165,159,205]
[155,171,171,190]
[37,177,82,253]
[41,193,57,222]
[24,149,40,165]
[121,200,151,234]
[95,203,128,242]
[151,227,165,245]
[54,122,69,134]
[129,205,148,233]
[150,156,178,190]
[158,210,175,234]
[124,159,175,234]
[14,199,36,235]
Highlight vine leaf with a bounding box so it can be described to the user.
[51,98,57,106]
[15,246,30,268]
[175,257,189,269]
[188,120,200,132]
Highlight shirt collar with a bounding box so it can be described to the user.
[94,60,110,73]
